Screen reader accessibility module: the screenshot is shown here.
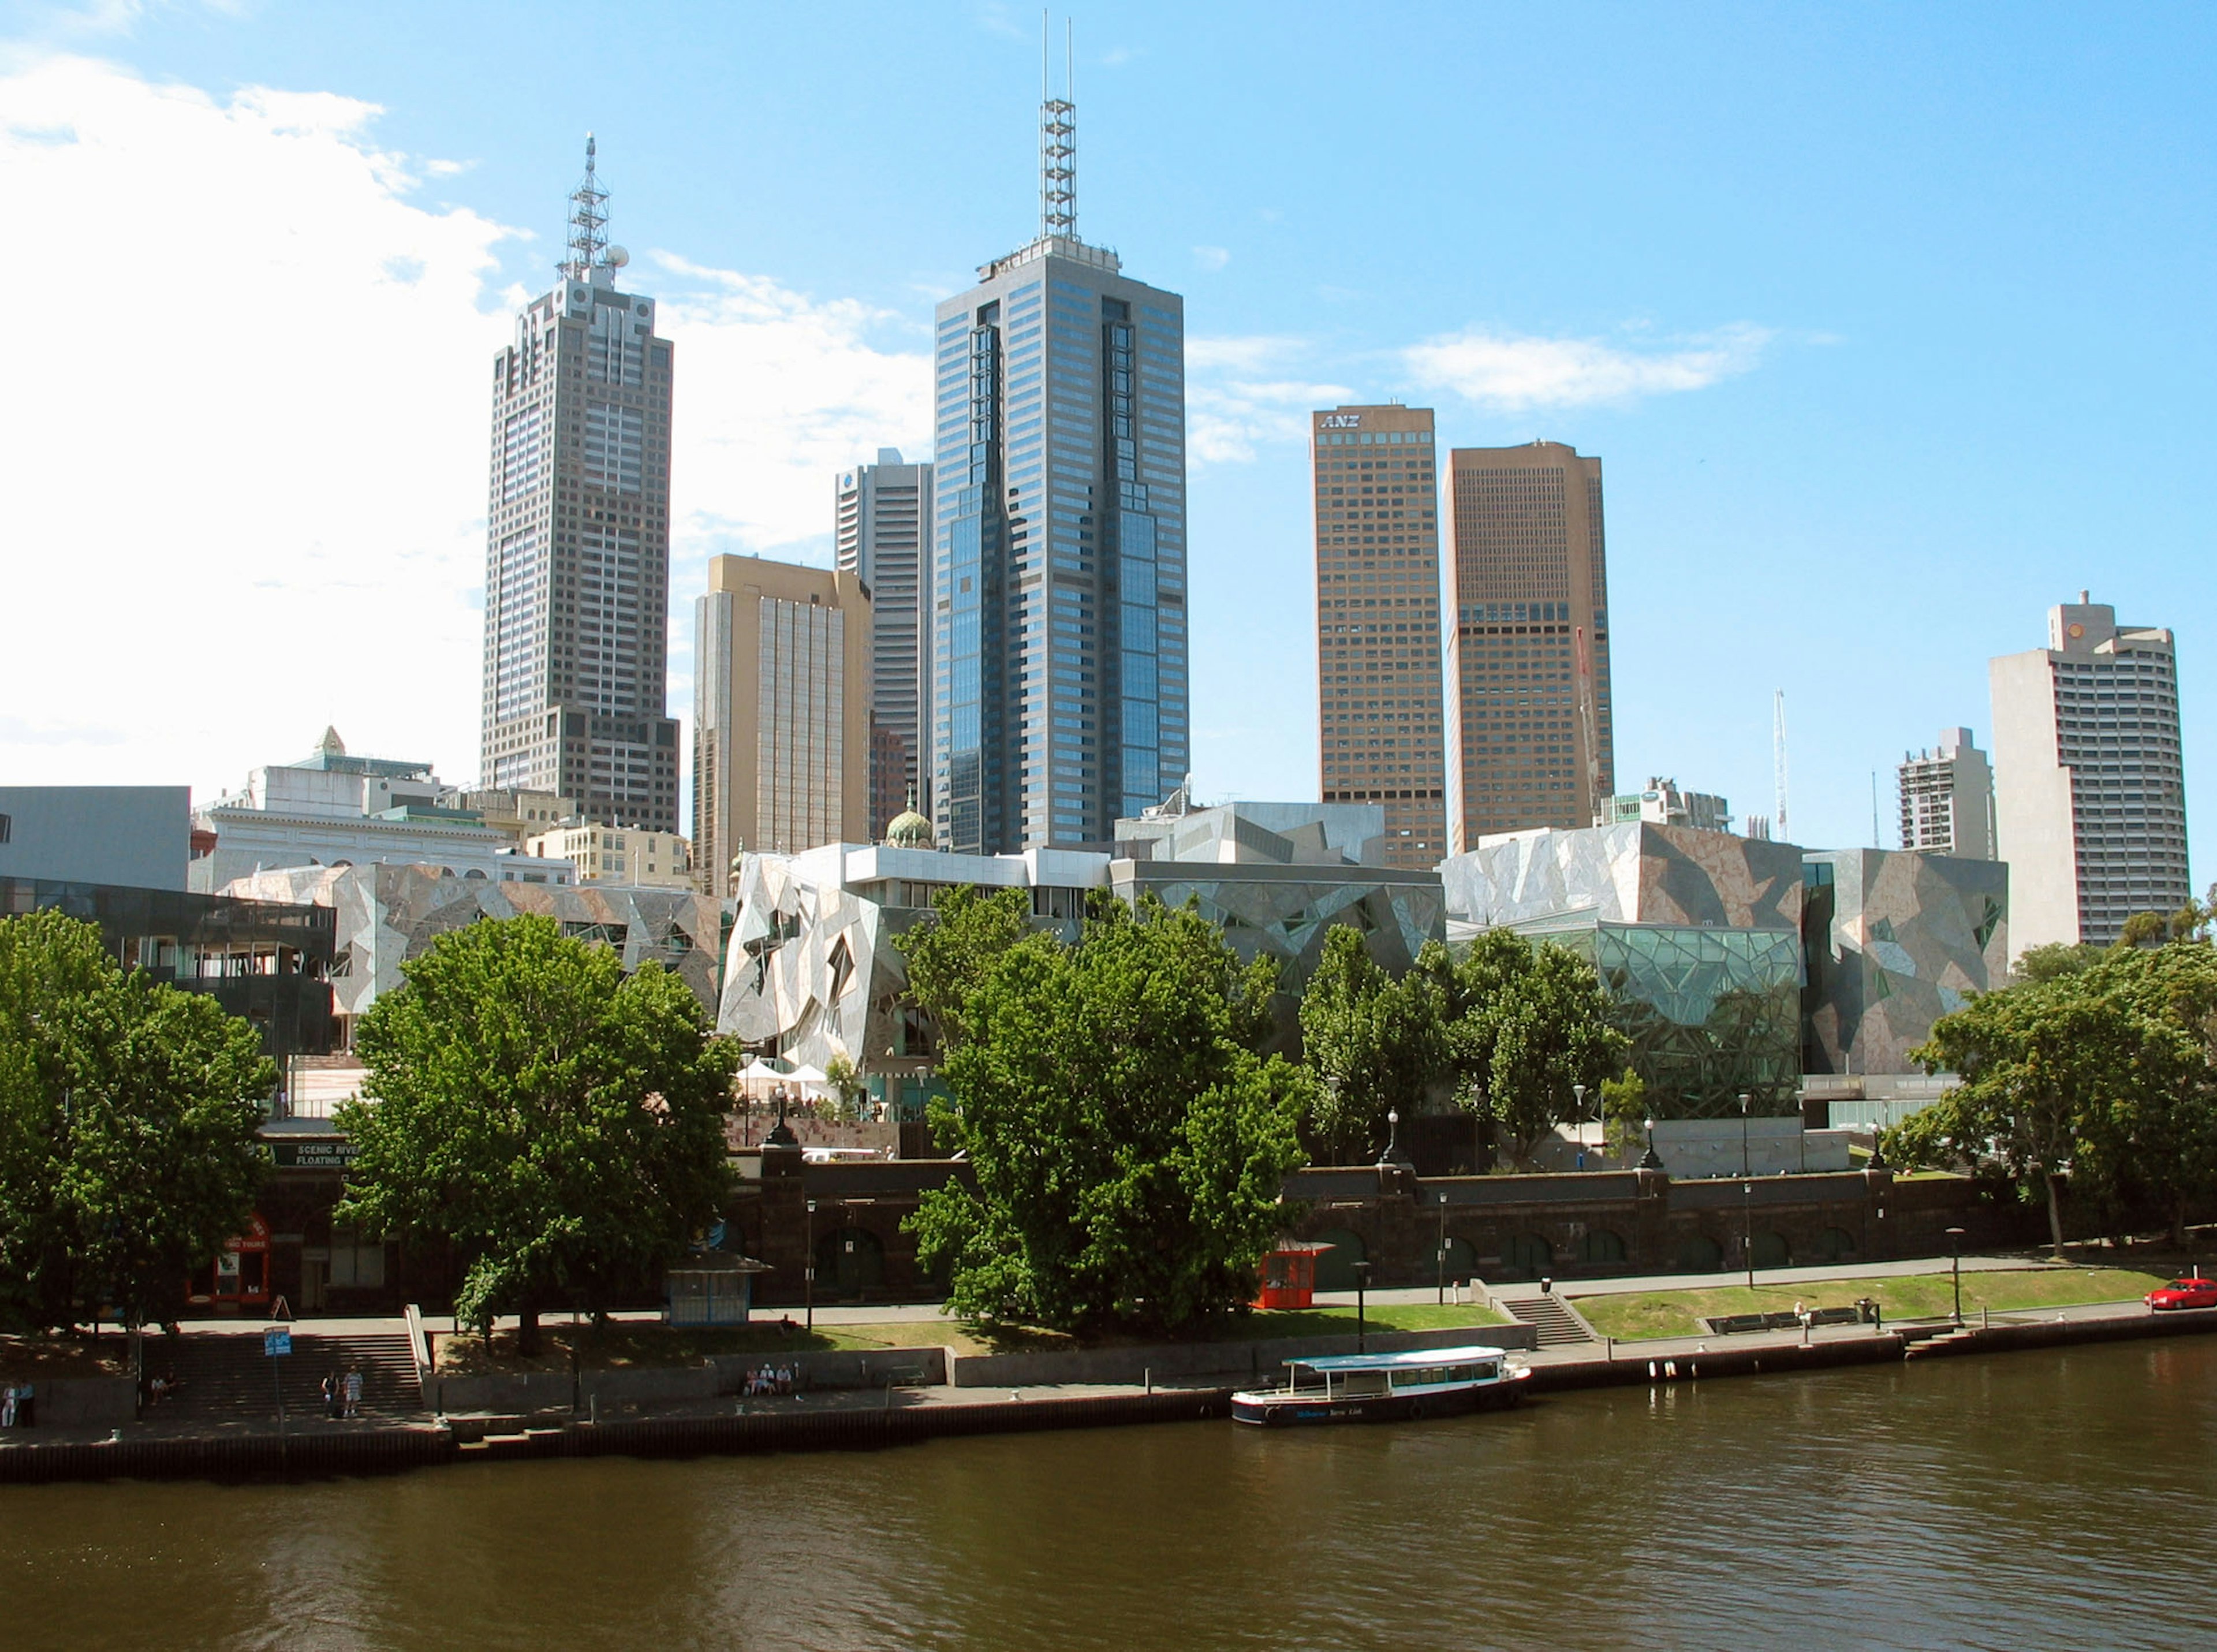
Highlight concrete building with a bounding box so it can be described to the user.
[836,449,934,837]
[1897,728,1995,859]
[525,821,691,889]
[1443,441,1616,851]
[930,90,1188,853]
[1991,595,2189,952]
[1602,778,1731,835]
[439,787,576,846]
[1312,405,1447,871]
[191,730,574,892]
[0,786,190,889]
[693,555,872,886]
[479,139,680,833]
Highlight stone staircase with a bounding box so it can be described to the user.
[146,1329,423,1423]
[1506,1293,1595,1348]
[1901,1323,1980,1361]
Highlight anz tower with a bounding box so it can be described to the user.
[930,88,1188,853]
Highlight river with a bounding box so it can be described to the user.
[2,1336,2211,1650]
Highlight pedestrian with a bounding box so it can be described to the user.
[343,1367,363,1419]
[2,1382,17,1429]
[321,1371,338,1419]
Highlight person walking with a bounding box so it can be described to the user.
[343,1367,363,1420]
[321,1371,338,1420]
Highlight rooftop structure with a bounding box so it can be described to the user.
[1897,728,1995,859]
[1601,778,1732,836]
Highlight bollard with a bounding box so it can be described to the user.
[1649,1360,1659,1380]
[1145,1367,1152,1395]
[1664,1360,1676,1378]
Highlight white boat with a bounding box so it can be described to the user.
[1230,1344,1531,1427]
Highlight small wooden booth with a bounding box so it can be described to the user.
[1253,1239,1334,1311]
[665,1253,771,1327]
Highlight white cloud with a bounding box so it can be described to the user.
[1191,244,1230,272]
[1,53,931,805]
[1184,335,1349,467]
[1404,322,1772,411]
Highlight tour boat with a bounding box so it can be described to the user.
[1230,1345,1530,1427]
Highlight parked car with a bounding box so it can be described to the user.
[2145,1277,2217,1311]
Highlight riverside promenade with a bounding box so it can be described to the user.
[6,1257,2214,1484]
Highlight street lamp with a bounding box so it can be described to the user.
[1378,1108,1401,1168]
[1947,1226,1967,1324]
[1436,1191,1449,1307]
[804,1198,818,1333]
[1572,1082,1588,1168]
[1743,1179,1756,1294]
[1639,1114,1663,1172]
[1350,1259,1372,1352]
[1738,1091,1752,1177]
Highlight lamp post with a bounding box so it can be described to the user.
[1572,1082,1588,1169]
[1739,1091,1752,1177]
[804,1198,818,1333]
[1640,1114,1663,1172]
[1436,1191,1449,1307]
[1744,1179,1756,1294]
[1947,1226,1966,1324]
[1378,1108,1401,1168]
[1350,1260,1372,1352]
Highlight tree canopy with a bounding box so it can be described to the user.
[1297,927,1446,1162]
[337,914,734,1351]
[0,910,271,1332]
[899,890,1310,1338]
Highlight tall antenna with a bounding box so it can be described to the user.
[1773,689,1790,842]
[564,132,609,276]
[1040,13,1076,240]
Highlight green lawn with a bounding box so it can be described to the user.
[1570,1267,2174,1342]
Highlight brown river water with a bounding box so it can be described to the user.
[2,1336,2212,1651]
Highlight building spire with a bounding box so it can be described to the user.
[563,132,609,277]
[1040,15,1076,240]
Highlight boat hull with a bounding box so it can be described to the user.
[1230,1372,1529,1427]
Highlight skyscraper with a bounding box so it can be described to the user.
[1990,595,2189,952]
[930,88,1188,853]
[837,449,934,836]
[693,554,872,889]
[1898,728,1996,859]
[1312,405,1447,871]
[1443,441,1615,851]
[480,139,679,831]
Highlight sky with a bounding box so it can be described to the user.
[4,1,2215,880]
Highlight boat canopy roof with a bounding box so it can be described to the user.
[1292,1345,1507,1374]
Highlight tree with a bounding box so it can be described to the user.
[2009,941,2104,986]
[337,915,734,1352]
[1296,927,1446,1162]
[0,910,270,1334]
[901,893,1310,1337]
[822,1050,868,1123]
[2073,945,2217,1248]
[1601,1068,1649,1161]
[897,885,1034,1049]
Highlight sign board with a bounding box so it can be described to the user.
[268,1140,360,1170]
[264,1326,292,1358]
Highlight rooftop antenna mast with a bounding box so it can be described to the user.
[564,132,609,276]
[1773,689,1790,842]
[1040,13,1076,241]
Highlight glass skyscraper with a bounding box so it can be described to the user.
[930,111,1188,853]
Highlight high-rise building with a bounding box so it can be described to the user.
[1603,777,1731,835]
[930,90,1188,853]
[693,555,871,889]
[1443,441,1615,851]
[1312,405,1447,871]
[480,139,680,831]
[837,449,934,837]
[1991,595,2189,952]
[1898,728,1996,859]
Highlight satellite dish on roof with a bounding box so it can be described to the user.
[604,245,630,269]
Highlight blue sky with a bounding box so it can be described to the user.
[5,1,2214,882]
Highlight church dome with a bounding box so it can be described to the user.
[886,808,935,850]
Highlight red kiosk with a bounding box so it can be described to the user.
[188,1213,272,1312]
[1253,1240,1334,1311]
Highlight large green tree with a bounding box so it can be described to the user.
[901,892,1311,1337]
[337,915,734,1351]
[0,910,270,1333]
[1297,927,1446,1162]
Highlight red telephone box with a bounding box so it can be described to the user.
[1253,1240,1333,1311]
[188,1213,272,1310]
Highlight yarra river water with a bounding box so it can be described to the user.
[3,1337,2215,1650]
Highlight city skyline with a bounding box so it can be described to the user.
[6,5,2216,882]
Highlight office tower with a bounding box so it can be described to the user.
[1603,778,1731,834]
[1312,405,1447,871]
[1898,728,1996,859]
[1991,595,2189,952]
[930,88,1188,853]
[836,449,935,836]
[1442,441,1615,852]
[693,555,871,888]
[480,139,679,831]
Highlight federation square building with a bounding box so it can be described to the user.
[930,99,1189,852]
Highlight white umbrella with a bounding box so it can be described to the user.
[783,1063,831,1088]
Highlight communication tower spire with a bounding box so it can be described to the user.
[564,132,610,277]
[1773,689,1790,842]
[1040,14,1076,241]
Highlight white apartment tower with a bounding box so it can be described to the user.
[1990,596,2189,953]
[1898,728,1996,859]
[479,139,680,832]
[837,449,934,836]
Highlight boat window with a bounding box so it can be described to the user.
[1338,1372,1390,1397]
[1445,1364,1473,1382]
[1476,1361,1498,1379]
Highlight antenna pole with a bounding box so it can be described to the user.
[564,132,609,276]
[1039,15,1076,240]
[1773,689,1790,842]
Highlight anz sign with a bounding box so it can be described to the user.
[1319,414,1363,429]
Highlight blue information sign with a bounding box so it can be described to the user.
[264,1326,292,1358]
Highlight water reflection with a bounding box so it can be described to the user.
[1,1337,2211,1651]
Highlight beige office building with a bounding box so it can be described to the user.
[1312,405,1447,871]
[525,821,692,889]
[1897,728,1996,859]
[1991,595,2189,953]
[1443,441,1615,851]
[693,555,872,893]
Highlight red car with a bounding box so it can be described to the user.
[2146,1277,2217,1311]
